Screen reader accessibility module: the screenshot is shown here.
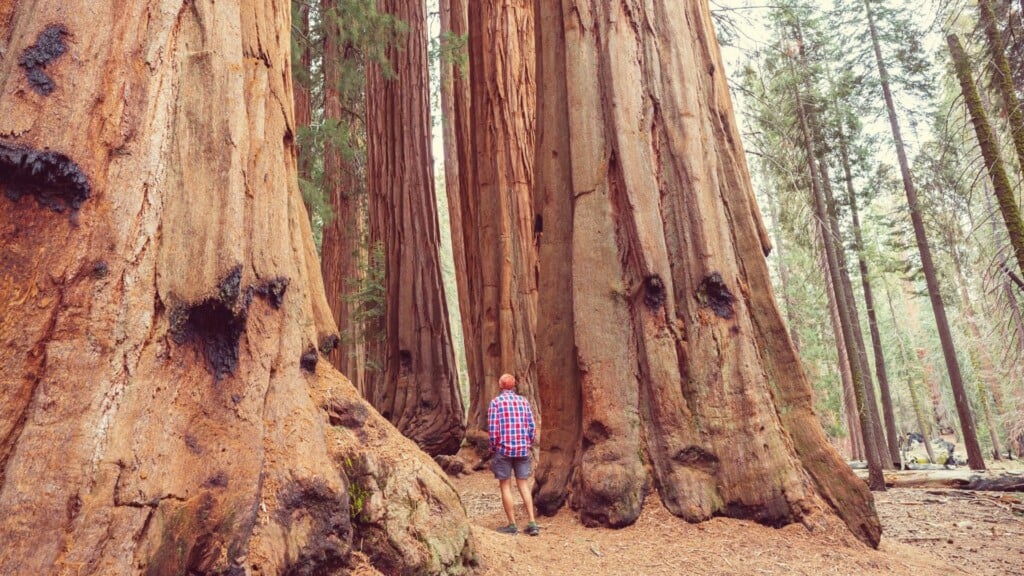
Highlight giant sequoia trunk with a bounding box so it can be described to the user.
[532,0,880,546]
[366,0,465,456]
[463,0,540,454]
[320,2,366,392]
[861,0,986,470]
[0,2,474,574]
[439,0,481,414]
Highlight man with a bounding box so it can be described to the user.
[487,373,540,536]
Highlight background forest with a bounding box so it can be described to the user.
[291,0,1024,470]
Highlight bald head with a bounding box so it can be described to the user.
[498,373,516,390]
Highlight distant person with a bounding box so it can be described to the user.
[487,373,540,536]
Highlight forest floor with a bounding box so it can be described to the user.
[447,462,1024,576]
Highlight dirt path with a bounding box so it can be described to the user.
[450,470,1024,576]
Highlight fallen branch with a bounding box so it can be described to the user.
[852,469,1024,491]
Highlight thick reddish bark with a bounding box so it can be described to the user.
[366,0,465,455]
[320,1,365,393]
[533,0,880,547]
[439,0,482,421]
[0,2,474,574]
[464,0,540,453]
[442,0,485,430]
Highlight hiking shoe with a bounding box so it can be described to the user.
[526,521,540,536]
[497,523,518,535]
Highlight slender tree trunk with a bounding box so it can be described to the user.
[793,80,887,488]
[0,2,475,574]
[862,0,985,469]
[885,283,938,463]
[321,3,365,392]
[949,34,1024,279]
[979,0,1024,175]
[366,0,465,455]
[837,125,901,464]
[909,376,938,464]
[440,0,482,425]
[986,186,1024,380]
[533,0,881,546]
[976,370,1003,459]
[766,186,801,351]
[917,347,954,433]
[464,0,540,455]
[818,141,893,467]
[947,241,1006,460]
[790,21,891,465]
[821,224,865,461]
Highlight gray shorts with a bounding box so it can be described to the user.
[491,452,531,480]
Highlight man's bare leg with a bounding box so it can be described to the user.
[515,478,536,523]
[499,479,517,525]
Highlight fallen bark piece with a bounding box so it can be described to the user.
[966,474,1024,492]
[853,469,1024,491]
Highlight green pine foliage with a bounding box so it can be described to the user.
[724,0,1024,457]
[291,0,405,251]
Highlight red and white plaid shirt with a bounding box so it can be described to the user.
[487,389,536,458]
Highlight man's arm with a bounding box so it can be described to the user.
[526,402,537,444]
[487,400,500,453]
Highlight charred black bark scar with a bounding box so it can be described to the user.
[696,272,736,319]
[19,25,69,95]
[170,299,247,381]
[92,260,109,279]
[0,142,90,214]
[277,479,352,575]
[168,269,295,380]
[319,333,340,355]
[300,346,319,373]
[324,397,369,429]
[218,266,243,303]
[644,275,666,310]
[202,471,229,489]
[398,350,413,376]
[254,276,289,309]
[673,445,720,474]
[170,268,249,381]
[582,420,611,449]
